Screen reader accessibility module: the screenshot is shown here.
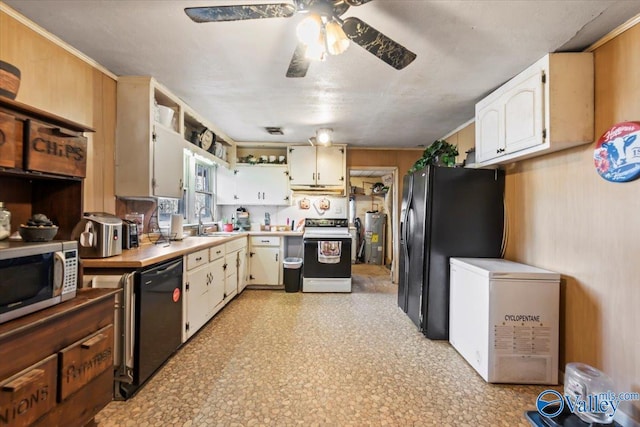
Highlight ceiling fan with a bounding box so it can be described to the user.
[184,0,417,78]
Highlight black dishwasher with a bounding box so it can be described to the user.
[135,257,183,387]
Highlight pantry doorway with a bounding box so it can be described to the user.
[348,167,399,284]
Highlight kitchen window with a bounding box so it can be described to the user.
[157,150,216,229]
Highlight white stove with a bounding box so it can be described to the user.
[302,218,352,292]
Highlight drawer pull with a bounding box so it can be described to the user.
[2,369,44,393]
[81,333,106,349]
[196,256,202,261]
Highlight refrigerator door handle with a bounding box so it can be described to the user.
[500,199,508,257]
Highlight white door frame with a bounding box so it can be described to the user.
[348,166,399,284]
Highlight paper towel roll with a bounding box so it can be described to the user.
[170,214,183,240]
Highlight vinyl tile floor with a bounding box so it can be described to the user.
[95,265,551,427]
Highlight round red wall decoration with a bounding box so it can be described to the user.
[593,121,640,182]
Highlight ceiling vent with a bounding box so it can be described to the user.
[265,127,284,135]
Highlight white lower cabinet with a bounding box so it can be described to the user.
[238,247,248,293]
[224,252,238,301]
[225,237,248,296]
[248,236,282,286]
[183,237,249,341]
[208,257,226,318]
[183,249,215,341]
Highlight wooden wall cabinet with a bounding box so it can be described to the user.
[0,111,17,168]
[475,53,594,166]
[0,289,119,427]
[0,98,93,240]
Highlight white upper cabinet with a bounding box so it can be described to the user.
[288,145,316,185]
[115,77,184,198]
[153,125,185,198]
[216,164,237,205]
[475,53,593,166]
[115,76,235,198]
[235,165,290,205]
[288,145,346,191]
[217,165,290,205]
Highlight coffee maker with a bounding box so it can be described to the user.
[235,207,250,231]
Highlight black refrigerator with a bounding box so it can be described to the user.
[398,166,505,340]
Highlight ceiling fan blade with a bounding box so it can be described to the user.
[344,0,374,6]
[286,43,310,78]
[185,4,296,23]
[341,17,416,70]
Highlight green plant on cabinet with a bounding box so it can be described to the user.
[409,140,459,173]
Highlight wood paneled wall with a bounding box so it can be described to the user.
[444,121,476,163]
[0,9,116,214]
[445,24,640,421]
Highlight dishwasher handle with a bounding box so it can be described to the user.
[143,258,183,280]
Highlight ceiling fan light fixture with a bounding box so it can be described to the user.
[296,13,323,46]
[304,31,327,61]
[325,20,350,55]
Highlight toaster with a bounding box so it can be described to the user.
[71,212,122,258]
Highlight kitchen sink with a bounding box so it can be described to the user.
[194,231,244,237]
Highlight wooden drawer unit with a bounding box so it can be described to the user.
[0,355,57,427]
[58,325,114,401]
[0,111,16,168]
[186,249,208,270]
[209,244,225,261]
[24,119,88,178]
[0,289,119,427]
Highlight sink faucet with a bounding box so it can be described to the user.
[198,206,207,235]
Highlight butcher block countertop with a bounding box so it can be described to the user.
[81,231,303,269]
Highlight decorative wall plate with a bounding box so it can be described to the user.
[199,128,215,153]
[593,121,640,182]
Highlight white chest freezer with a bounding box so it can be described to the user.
[449,258,560,384]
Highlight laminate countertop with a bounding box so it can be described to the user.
[81,231,303,269]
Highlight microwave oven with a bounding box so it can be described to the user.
[0,240,78,324]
